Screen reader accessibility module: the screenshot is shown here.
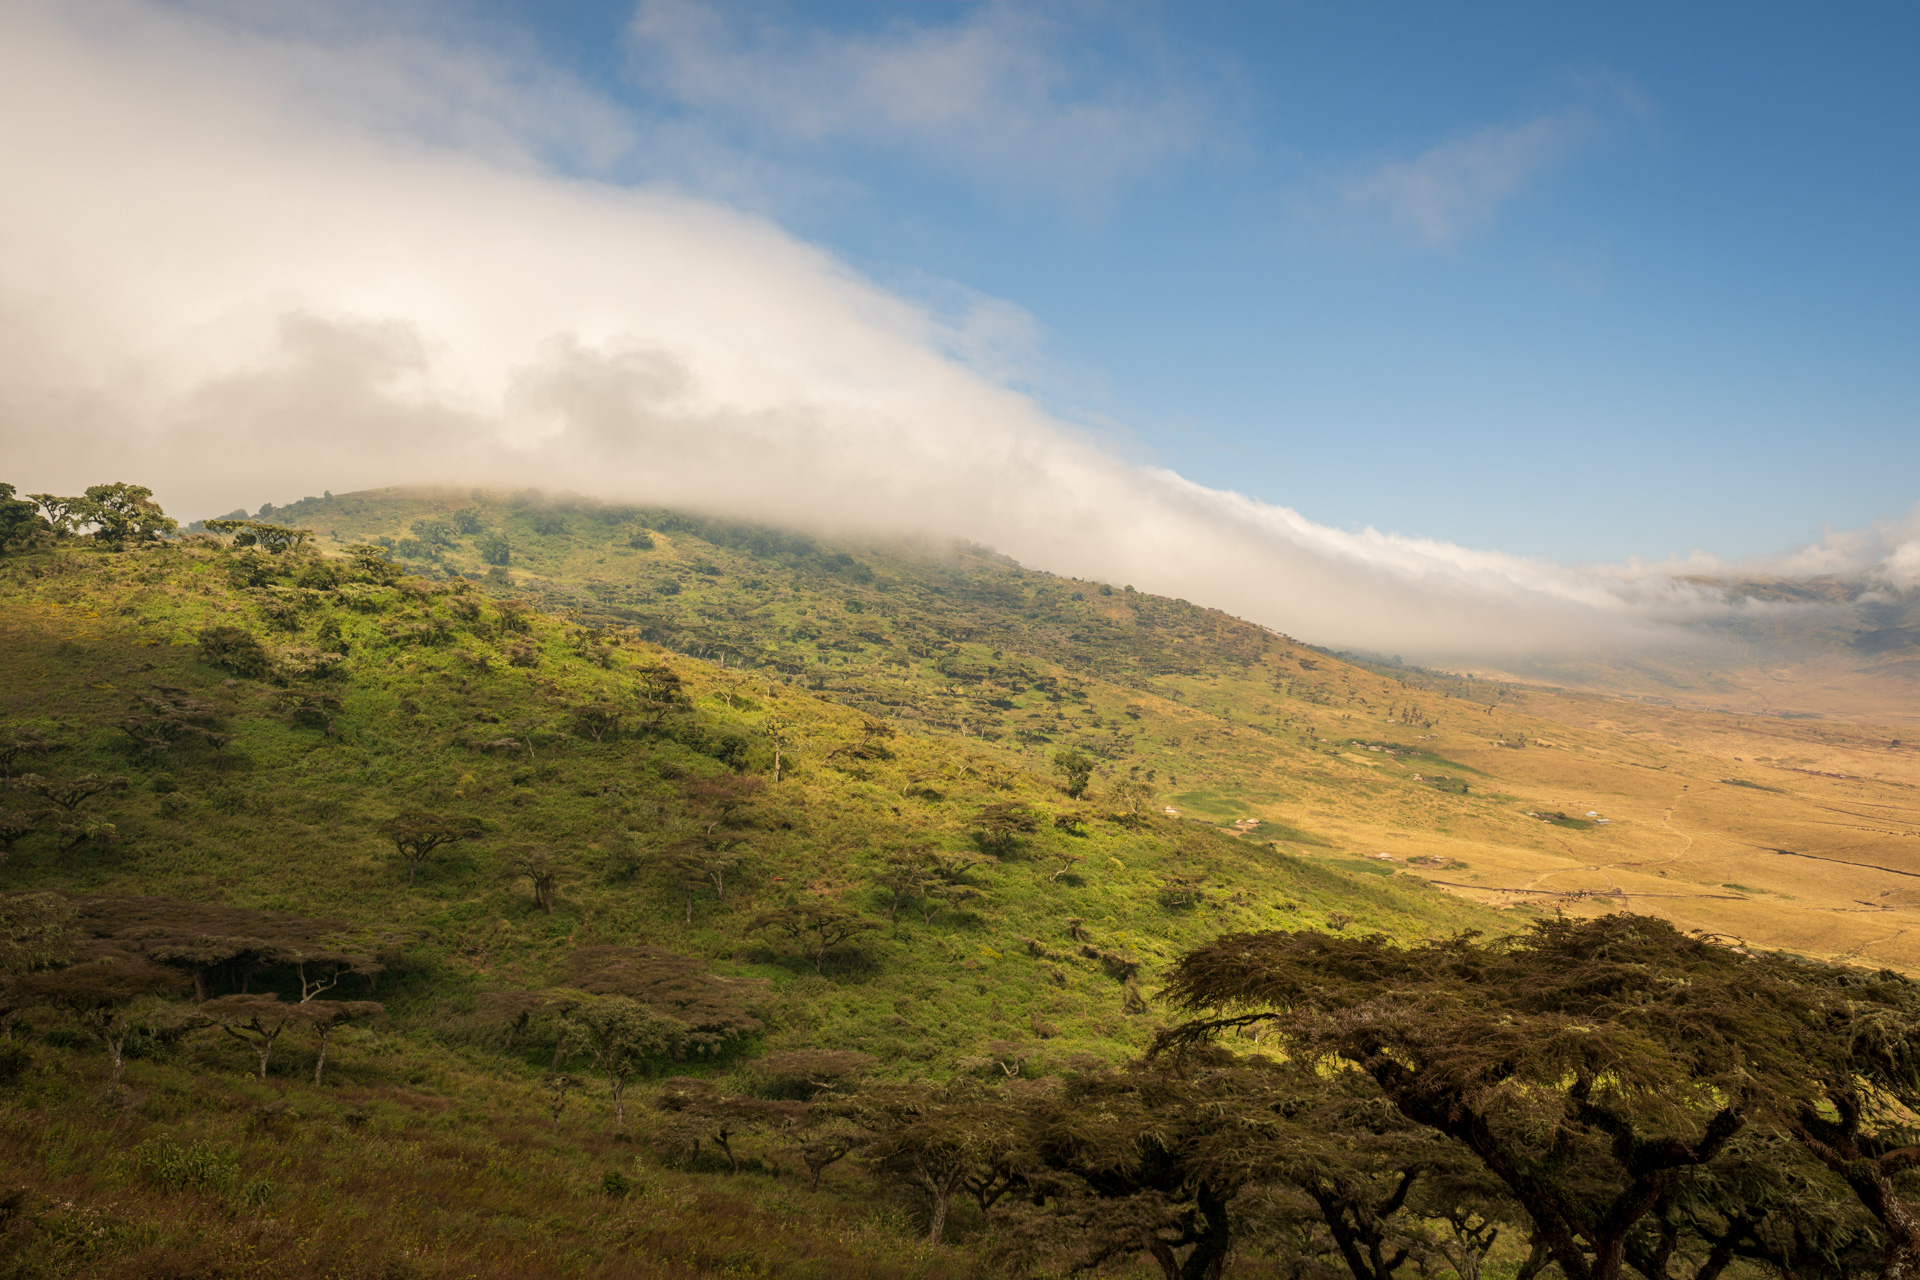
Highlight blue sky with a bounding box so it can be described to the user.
[469,0,1919,565]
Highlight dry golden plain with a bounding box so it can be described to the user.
[1264,682,1920,970]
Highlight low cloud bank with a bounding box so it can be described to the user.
[0,3,1905,664]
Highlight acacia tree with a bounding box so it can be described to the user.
[14,956,186,1084]
[972,802,1038,857]
[654,1076,804,1174]
[663,776,761,921]
[632,664,689,732]
[0,892,77,1040]
[379,812,483,886]
[286,948,380,1002]
[560,946,764,1060]
[1005,1056,1301,1280]
[201,518,311,553]
[1160,916,1920,1280]
[559,994,684,1128]
[872,849,934,924]
[0,725,60,778]
[9,773,127,812]
[668,842,739,923]
[855,1079,1027,1245]
[751,903,880,974]
[203,993,299,1080]
[505,846,573,915]
[1110,779,1156,830]
[1053,749,1095,799]
[302,999,384,1085]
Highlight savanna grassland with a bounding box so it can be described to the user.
[4,484,1920,1280]
[289,487,1920,969]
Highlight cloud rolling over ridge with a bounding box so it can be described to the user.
[1,3,1909,665]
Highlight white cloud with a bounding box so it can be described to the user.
[0,0,1870,669]
[1732,508,1920,592]
[623,0,1204,196]
[1340,108,1599,246]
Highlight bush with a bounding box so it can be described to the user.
[196,625,269,678]
[127,1138,241,1193]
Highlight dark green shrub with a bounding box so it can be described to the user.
[197,625,269,677]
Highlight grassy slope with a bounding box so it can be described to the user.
[0,509,1501,1279]
[9,487,1917,1276]
[284,488,1920,969]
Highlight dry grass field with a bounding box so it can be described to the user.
[1256,679,1920,970]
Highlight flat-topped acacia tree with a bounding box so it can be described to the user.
[301,999,383,1085]
[13,956,186,1085]
[559,995,684,1128]
[751,903,880,975]
[379,812,483,886]
[1159,916,1920,1280]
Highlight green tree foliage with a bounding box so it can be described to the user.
[379,812,483,886]
[196,624,271,677]
[559,946,764,1059]
[14,956,186,1084]
[853,1079,1026,1245]
[654,1076,804,1174]
[0,724,60,778]
[751,903,880,974]
[203,993,298,1080]
[0,891,78,1040]
[202,518,312,553]
[1052,748,1095,799]
[118,687,233,755]
[0,482,49,552]
[20,483,176,547]
[1110,778,1156,829]
[1161,916,1920,1280]
[971,801,1037,857]
[505,845,572,914]
[82,483,178,546]
[751,1049,874,1101]
[560,995,686,1128]
[9,772,127,812]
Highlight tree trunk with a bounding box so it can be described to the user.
[314,1024,331,1086]
[1515,1235,1554,1280]
[611,1076,626,1128]
[108,1029,127,1086]
[1856,1167,1920,1280]
[926,1183,953,1244]
[1183,1182,1234,1280]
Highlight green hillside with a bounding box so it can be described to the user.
[6,486,1920,1280]
[0,486,1505,1278]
